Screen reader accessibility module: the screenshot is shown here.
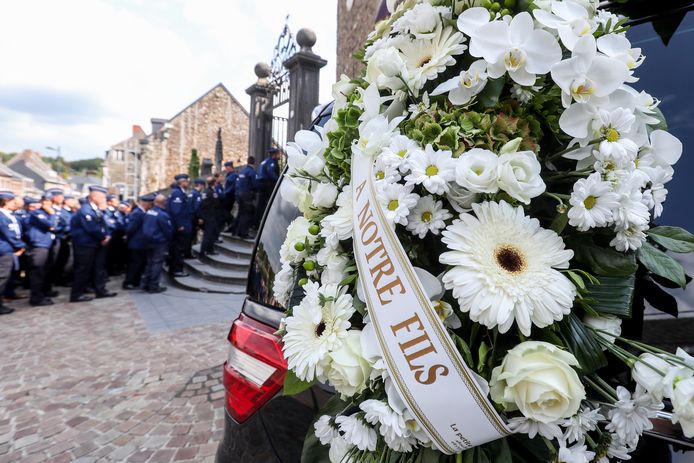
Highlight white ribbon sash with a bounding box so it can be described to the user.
[351,148,510,454]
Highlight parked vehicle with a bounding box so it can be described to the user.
[216,2,694,461]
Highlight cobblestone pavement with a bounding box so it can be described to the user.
[0,280,243,462]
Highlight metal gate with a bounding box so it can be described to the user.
[269,18,296,152]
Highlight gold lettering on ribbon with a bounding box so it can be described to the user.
[390,313,450,385]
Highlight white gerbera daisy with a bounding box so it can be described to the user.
[381,134,420,172]
[377,183,420,226]
[282,282,355,381]
[395,26,467,92]
[568,172,620,231]
[440,201,576,336]
[335,414,377,452]
[404,144,456,195]
[406,195,452,238]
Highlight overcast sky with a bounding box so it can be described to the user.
[0,0,338,160]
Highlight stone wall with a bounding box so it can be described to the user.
[139,85,249,194]
[336,0,382,79]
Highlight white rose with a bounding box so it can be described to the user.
[446,183,479,213]
[312,182,339,209]
[672,377,694,438]
[366,47,405,92]
[583,314,622,350]
[632,353,670,401]
[455,148,500,194]
[328,330,372,397]
[490,341,585,423]
[497,151,546,204]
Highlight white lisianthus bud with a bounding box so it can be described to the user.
[312,182,339,209]
[496,151,546,204]
[490,341,585,423]
[583,314,622,349]
[672,377,694,438]
[454,148,500,194]
[632,353,670,401]
[366,47,405,92]
[303,155,326,177]
[328,330,372,397]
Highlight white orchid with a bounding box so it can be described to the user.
[551,35,630,107]
[533,0,596,51]
[467,12,562,86]
[597,34,644,82]
[431,59,488,105]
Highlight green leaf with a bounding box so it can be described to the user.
[567,237,638,276]
[477,77,505,108]
[300,395,349,463]
[452,333,474,368]
[477,341,490,374]
[584,274,636,319]
[646,107,668,134]
[647,226,694,253]
[638,242,686,288]
[283,369,315,396]
[557,313,607,374]
[550,211,569,235]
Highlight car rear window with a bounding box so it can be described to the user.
[247,105,333,307]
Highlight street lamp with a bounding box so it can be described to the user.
[46,146,61,158]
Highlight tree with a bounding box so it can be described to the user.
[188,149,200,179]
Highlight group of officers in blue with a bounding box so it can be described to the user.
[0,150,281,315]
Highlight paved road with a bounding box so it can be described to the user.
[0,278,244,462]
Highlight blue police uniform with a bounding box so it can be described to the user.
[70,201,110,301]
[105,205,127,276]
[0,206,26,313]
[256,156,280,226]
[141,205,173,292]
[26,208,58,305]
[50,206,73,286]
[234,164,257,238]
[123,205,147,289]
[167,184,192,275]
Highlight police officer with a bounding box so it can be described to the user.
[256,148,281,226]
[3,195,27,301]
[26,195,59,306]
[188,178,205,258]
[105,195,127,275]
[222,161,237,231]
[46,188,72,287]
[141,194,173,293]
[234,156,257,239]
[167,174,192,277]
[123,194,155,290]
[198,176,223,257]
[70,186,117,303]
[0,191,26,315]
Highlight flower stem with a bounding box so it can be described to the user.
[584,376,617,403]
[585,433,598,449]
[546,139,601,163]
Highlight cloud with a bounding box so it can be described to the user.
[0,0,337,160]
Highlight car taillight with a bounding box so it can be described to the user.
[223,313,287,423]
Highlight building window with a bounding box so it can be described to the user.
[114,150,124,161]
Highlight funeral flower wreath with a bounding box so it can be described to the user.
[273,0,694,461]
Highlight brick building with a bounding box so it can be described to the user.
[336,0,386,79]
[105,83,249,199]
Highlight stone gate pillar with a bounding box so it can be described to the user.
[245,62,274,164]
[284,29,327,141]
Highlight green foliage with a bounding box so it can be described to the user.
[637,242,686,288]
[647,226,694,253]
[283,369,314,396]
[556,313,608,374]
[188,149,200,179]
[567,237,638,276]
[584,274,636,319]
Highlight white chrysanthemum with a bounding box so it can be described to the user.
[406,195,452,238]
[562,406,604,444]
[373,155,402,184]
[507,416,563,440]
[321,185,353,249]
[606,386,663,448]
[360,400,418,453]
[557,442,596,463]
[610,223,648,252]
[404,144,456,195]
[381,134,420,172]
[568,172,620,231]
[440,201,576,336]
[335,414,377,452]
[283,283,355,382]
[377,183,420,226]
[613,175,650,230]
[328,436,354,463]
[315,415,340,446]
[272,262,294,307]
[395,26,467,92]
[391,3,451,40]
[594,108,639,167]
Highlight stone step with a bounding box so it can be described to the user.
[191,244,251,270]
[169,272,246,295]
[184,259,248,285]
[213,240,253,259]
[219,232,255,249]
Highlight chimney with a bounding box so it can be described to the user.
[132,125,146,138]
[150,118,168,134]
